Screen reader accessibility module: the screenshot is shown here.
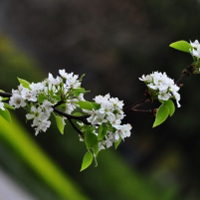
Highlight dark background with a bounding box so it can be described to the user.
[0,0,200,199]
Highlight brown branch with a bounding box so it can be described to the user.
[53,107,90,125]
[175,63,195,85]
[132,108,153,113]
[67,117,85,138]
[123,96,150,112]
[0,91,12,98]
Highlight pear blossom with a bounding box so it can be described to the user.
[190,40,200,59]
[139,71,181,107]
[7,69,86,135]
[84,93,132,150]
[34,119,51,136]
[9,93,26,108]
[21,87,37,102]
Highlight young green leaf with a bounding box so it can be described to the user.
[85,129,98,149]
[17,77,30,89]
[93,143,99,156]
[115,138,122,149]
[98,123,107,140]
[37,93,46,104]
[90,102,100,110]
[4,103,15,110]
[73,112,83,116]
[0,108,11,122]
[73,87,86,97]
[76,101,94,110]
[164,100,175,117]
[153,104,169,128]
[54,114,65,134]
[80,151,93,171]
[169,40,192,53]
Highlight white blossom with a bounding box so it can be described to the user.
[84,93,132,150]
[41,100,54,116]
[0,97,5,111]
[139,71,181,107]
[9,93,26,108]
[21,88,37,102]
[34,119,51,136]
[30,82,45,93]
[190,40,200,48]
[114,124,132,140]
[190,40,200,59]
[48,73,62,86]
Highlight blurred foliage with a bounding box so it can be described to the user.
[0,115,89,200]
[0,33,44,91]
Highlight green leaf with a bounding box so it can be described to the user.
[4,103,15,110]
[85,128,98,149]
[0,108,11,122]
[80,151,93,171]
[115,138,122,149]
[73,87,86,97]
[93,143,99,156]
[91,102,100,110]
[72,112,83,116]
[17,77,30,89]
[169,40,192,53]
[153,104,169,128]
[98,123,107,140]
[54,114,65,134]
[37,93,46,104]
[76,101,95,110]
[164,100,175,117]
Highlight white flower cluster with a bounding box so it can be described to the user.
[139,71,181,107]
[0,97,5,111]
[84,94,132,150]
[9,69,83,135]
[190,40,200,59]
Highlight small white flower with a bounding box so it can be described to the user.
[0,97,5,111]
[48,73,62,86]
[9,94,26,108]
[59,69,68,79]
[35,119,51,136]
[114,124,132,141]
[190,40,200,58]
[21,88,37,102]
[190,40,200,48]
[60,72,81,89]
[41,100,54,116]
[158,90,171,101]
[30,82,45,93]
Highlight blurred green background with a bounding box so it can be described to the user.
[0,0,200,199]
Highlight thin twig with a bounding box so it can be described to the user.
[132,108,153,113]
[53,107,90,125]
[67,117,84,138]
[123,97,148,111]
[0,91,12,98]
[175,63,195,85]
